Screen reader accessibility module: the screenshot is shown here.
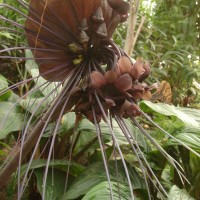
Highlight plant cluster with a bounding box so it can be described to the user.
[0,0,200,200]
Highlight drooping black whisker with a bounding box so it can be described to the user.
[0,26,73,51]
[18,66,79,144]
[114,114,151,199]
[41,120,60,200]
[63,108,90,195]
[0,65,83,188]
[17,0,29,8]
[0,15,25,30]
[139,109,200,158]
[0,78,32,96]
[18,66,84,196]
[0,27,67,52]
[0,61,70,97]
[117,116,171,199]
[119,116,175,199]
[94,91,135,199]
[0,76,63,172]
[108,114,123,199]
[0,77,56,170]
[130,116,189,185]
[0,47,64,54]
[0,55,68,60]
[0,27,24,34]
[92,59,105,73]
[92,106,114,200]
[41,72,84,200]
[0,79,50,131]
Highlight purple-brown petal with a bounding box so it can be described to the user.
[107,0,130,14]
[120,100,131,116]
[118,56,132,74]
[120,100,141,117]
[104,70,118,83]
[129,103,141,116]
[90,71,106,88]
[115,64,121,77]
[130,61,145,80]
[138,62,151,82]
[114,74,132,91]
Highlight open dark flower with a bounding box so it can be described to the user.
[89,56,152,118]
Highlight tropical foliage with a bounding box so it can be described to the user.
[0,0,200,200]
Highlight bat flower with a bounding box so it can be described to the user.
[25,0,130,81]
[89,56,152,119]
[1,2,197,199]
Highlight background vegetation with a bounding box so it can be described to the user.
[0,0,200,199]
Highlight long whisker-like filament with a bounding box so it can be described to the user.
[118,116,171,199]
[140,109,200,158]
[18,68,83,196]
[130,116,189,186]
[0,61,70,96]
[94,91,135,199]
[0,64,83,187]
[114,114,152,199]
[0,63,73,134]
[0,4,75,44]
[0,47,63,54]
[92,106,114,200]
[41,70,83,199]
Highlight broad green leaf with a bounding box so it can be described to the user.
[64,161,145,199]
[18,159,85,199]
[74,116,150,155]
[151,126,200,155]
[0,75,12,101]
[168,185,195,200]
[72,117,129,155]
[0,90,12,102]
[20,159,85,177]
[0,102,24,139]
[140,101,200,128]
[174,131,200,151]
[190,153,200,174]
[82,181,132,200]
[35,168,67,200]
[177,107,200,125]
[0,74,8,89]
[61,112,76,131]
[19,97,49,116]
[0,31,14,39]
[189,154,200,199]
